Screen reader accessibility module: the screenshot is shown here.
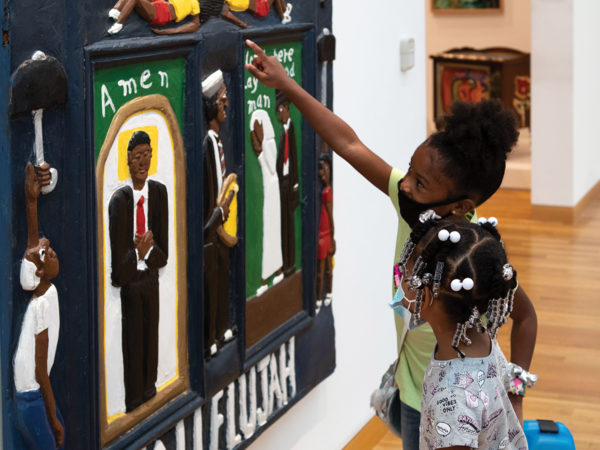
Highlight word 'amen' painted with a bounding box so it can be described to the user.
[100,69,170,118]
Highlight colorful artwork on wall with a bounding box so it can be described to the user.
[94,59,188,445]
[1,2,334,447]
[244,40,304,348]
[439,64,491,115]
[432,0,503,13]
[513,75,530,128]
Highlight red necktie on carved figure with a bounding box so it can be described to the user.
[284,129,289,164]
[218,139,226,181]
[136,196,146,236]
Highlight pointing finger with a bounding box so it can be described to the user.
[245,39,266,59]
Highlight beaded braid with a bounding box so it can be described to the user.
[405,220,467,324]
[486,276,516,339]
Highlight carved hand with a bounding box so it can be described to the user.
[36,162,52,188]
[51,418,65,448]
[245,40,291,91]
[219,190,235,222]
[25,163,43,201]
[136,231,154,259]
[250,122,263,156]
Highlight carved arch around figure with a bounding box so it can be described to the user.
[95,94,188,445]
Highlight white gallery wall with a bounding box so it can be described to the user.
[531,0,600,207]
[572,1,600,203]
[249,1,427,448]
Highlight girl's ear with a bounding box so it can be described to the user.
[452,198,476,216]
[423,286,434,309]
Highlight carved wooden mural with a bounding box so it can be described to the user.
[0,0,335,448]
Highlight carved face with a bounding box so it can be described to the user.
[216,84,228,124]
[277,103,290,123]
[319,159,330,186]
[127,143,152,186]
[26,237,59,281]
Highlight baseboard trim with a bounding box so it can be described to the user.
[532,179,600,223]
[344,415,389,450]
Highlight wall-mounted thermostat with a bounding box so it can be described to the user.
[400,37,415,72]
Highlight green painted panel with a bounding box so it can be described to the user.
[244,42,303,298]
[94,58,186,160]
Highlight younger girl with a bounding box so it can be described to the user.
[397,215,529,449]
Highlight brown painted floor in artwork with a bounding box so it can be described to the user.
[345,189,600,450]
[246,269,303,348]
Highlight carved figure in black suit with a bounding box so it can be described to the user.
[202,70,235,356]
[276,91,299,275]
[109,130,168,412]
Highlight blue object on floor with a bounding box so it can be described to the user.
[524,419,576,449]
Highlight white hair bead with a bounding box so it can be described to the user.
[488,217,498,227]
[462,278,474,290]
[449,231,461,243]
[450,279,462,291]
[438,229,450,241]
[477,217,487,225]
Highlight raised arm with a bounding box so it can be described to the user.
[508,284,538,423]
[245,40,392,194]
[24,163,51,249]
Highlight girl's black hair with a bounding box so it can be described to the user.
[407,218,517,333]
[429,100,519,205]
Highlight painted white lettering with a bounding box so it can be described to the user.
[238,367,257,439]
[118,78,138,96]
[158,70,169,88]
[193,408,203,450]
[140,69,153,89]
[176,420,185,450]
[273,47,294,63]
[226,383,242,449]
[278,342,289,405]
[209,390,224,450]
[198,338,297,449]
[256,355,270,426]
[286,337,297,398]
[267,354,283,415]
[245,76,259,94]
[101,84,116,118]
[247,100,257,114]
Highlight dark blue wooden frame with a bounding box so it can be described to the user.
[0,1,334,448]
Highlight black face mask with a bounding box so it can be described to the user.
[397,178,468,228]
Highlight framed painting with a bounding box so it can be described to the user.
[432,0,503,13]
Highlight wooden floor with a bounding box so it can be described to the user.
[346,189,600,450]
